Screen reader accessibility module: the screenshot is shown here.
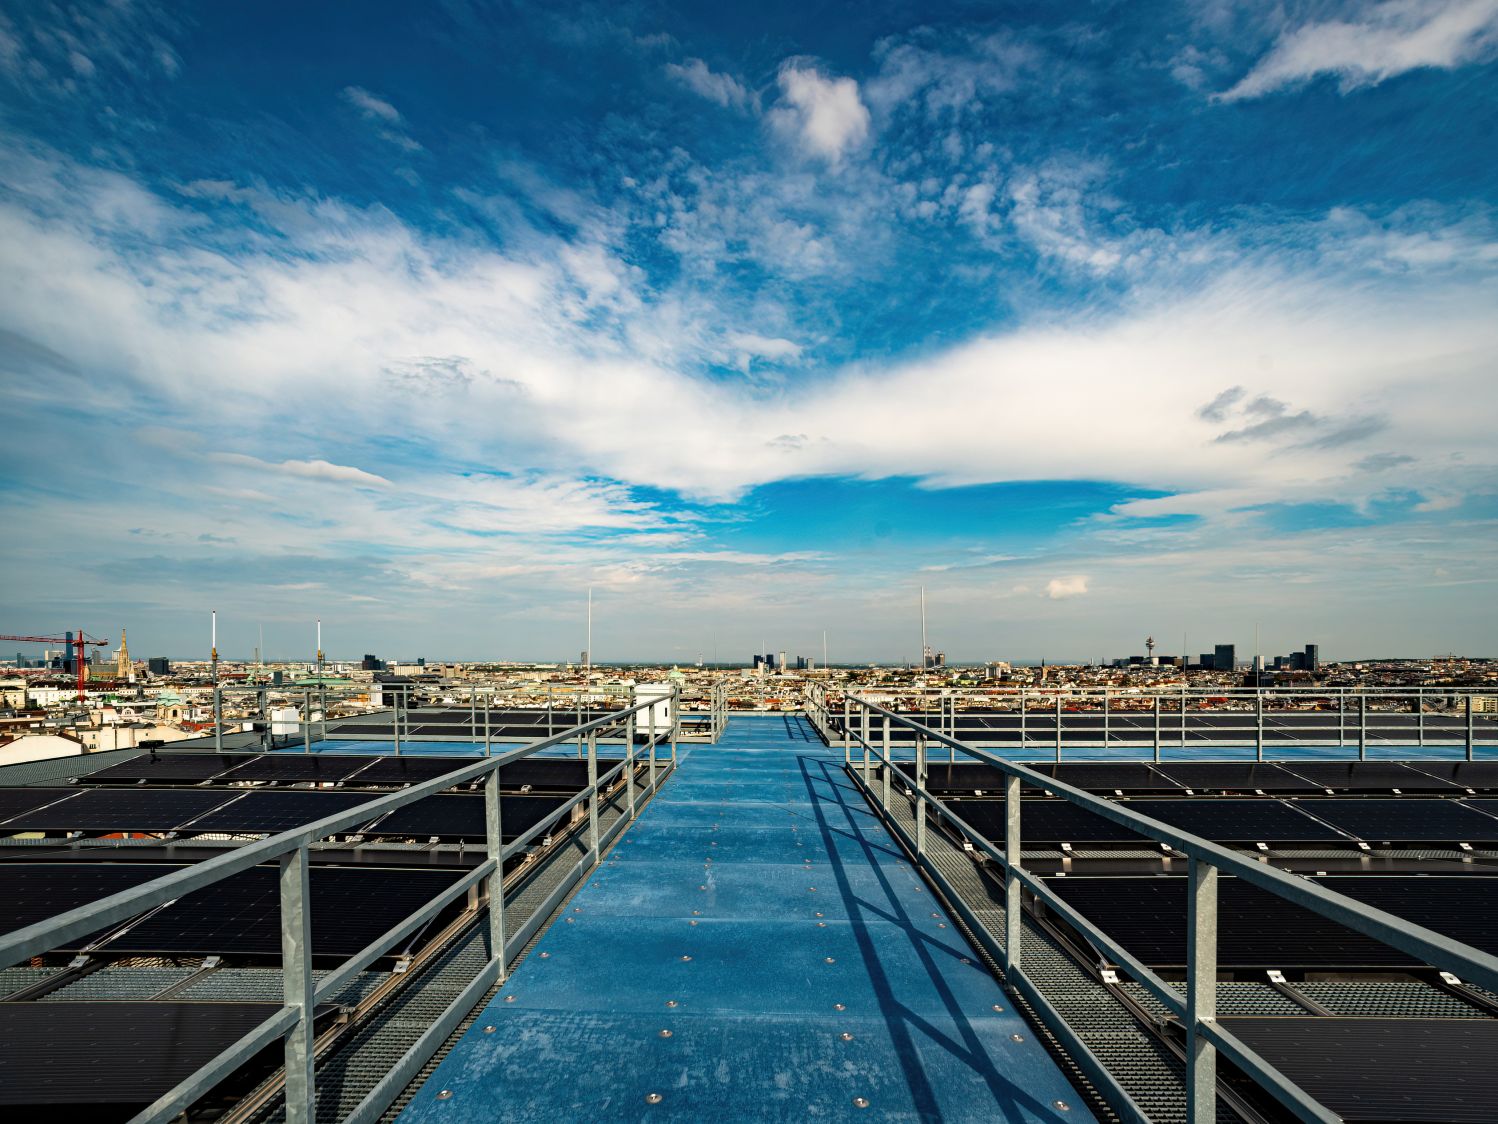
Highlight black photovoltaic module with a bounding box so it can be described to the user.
[0,864,170,932]
[84,865,469,957]
[1121,799,1347,842]
[1150,762,1327,793]
[0,787,84,823]
[84,753,254,784]
[185,790,390,834]
[0,787,238,832]
[1218,1017,1498,1123]
[362,793,571,840]
[944,798,1148,844]
[1293,798,1498,841]
[1034,762,1186,793]
[225,754,378,783]
[1044,875,1498,966]
[1279,761,1465,793]
[0,1002,323,1109]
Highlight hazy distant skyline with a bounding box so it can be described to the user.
[2,2,1496,661]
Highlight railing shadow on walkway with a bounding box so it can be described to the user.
[792,745,1061,1124]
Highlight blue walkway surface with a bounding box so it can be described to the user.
[400,715,1091,1123]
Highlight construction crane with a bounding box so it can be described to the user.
[1,630,109,701]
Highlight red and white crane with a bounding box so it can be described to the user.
[0,630,109,701]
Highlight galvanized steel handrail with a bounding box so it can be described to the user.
[0,690,680,1124]
[844,694,1498,1124]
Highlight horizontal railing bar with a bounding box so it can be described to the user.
[0,700,662,969]
[849,697,1498,996]
[314,860,495,1005]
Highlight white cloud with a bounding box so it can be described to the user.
[768,62,871,163]
[210,453,393,488]
[1045,575,1090,599]
[1221,0,1498,100]
[664,58,751,110]
[726,332,802,373]
[340,85,421,151]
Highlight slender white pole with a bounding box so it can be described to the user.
[920,586,927,667]
[586,587,592,675]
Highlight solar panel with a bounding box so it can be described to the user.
[92,865,469,957]
[1317,876,1498,954]
[1044,876,1419,968]
[1280,762,1464,793]
[344,755,481,786]
[362,793,572,840]
[226,754,377,784]
[1294,799,1498,842]
[1403,762,1498,793]
[0,788,239,832]
[918,763,1011,794]
[1218,1017,1498,1123]
[84,753,254,784]
[944,798,1148,844]
[186,790,389,834]
[0,788,84,823]
[1150,763,1326,793]
[1122,799,1347,842]
[1038,763,1184,793]
[0,864,169,932]
[0,1002,306,1109]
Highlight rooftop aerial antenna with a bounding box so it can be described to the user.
[211,610,222,752]
[586,587,592,675]
[316,618,323,676]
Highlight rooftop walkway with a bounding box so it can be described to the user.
[399,715,1090,1122]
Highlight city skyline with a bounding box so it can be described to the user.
[2,2,1496,658]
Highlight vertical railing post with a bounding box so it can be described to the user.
[1255,690,1265,763]
[1186,856,1218,1124]
[484,689,491,757]
[1102,688,1110,749]
[1153,695,1162,764]
[861,703,871,781]
[915,734,927,858]
[843,695,851,764]
[1359,694,1368,761]
[213,683,223,753]
[1338,688,1345,747]
[1003,772,1021,982]
[1467,695,1476,761]
[626,708,637,817]
[882,716,892,809]
[1417,688,1425,748]
[1019,688,1027,752]
[303,688,311,754]
[392,688,401,756]
[279,845,316,1124]
[1181,682,1188,749]
[671,685,679,766]
[648,697,658,792]
[1055,695,1063,763]
[485,771,507,979]
[946,691,955,763]
[586,732,600,863]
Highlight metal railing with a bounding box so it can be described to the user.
[0,690,680,1124]
[839,695,1498,1124]
[805,683,1498,760]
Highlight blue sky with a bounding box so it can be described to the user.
[1,1,1496,662]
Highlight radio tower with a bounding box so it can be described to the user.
[1145,635,1155,659]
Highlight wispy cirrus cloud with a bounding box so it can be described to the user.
[1220,0,1498,100]
[664,58,752,111]
[340,85,422,151]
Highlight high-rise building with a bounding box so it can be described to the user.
[1304,644,1320,671]
[147,657,171,675]
[361,654,384,671]
[1198,653,1216,669]
[1214,643,1236,670]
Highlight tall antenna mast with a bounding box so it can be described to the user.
[920,586,929,669]
[585,588,592,675]
[211,610,222,753]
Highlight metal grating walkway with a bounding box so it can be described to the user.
[398,715,1090,1122]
